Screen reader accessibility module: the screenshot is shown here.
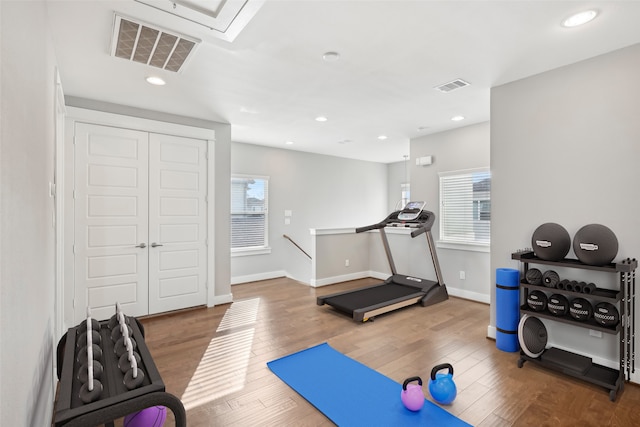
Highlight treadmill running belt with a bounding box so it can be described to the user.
[323,283,423,314]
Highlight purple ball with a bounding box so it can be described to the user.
[124,406,167,427]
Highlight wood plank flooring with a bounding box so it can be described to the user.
[137,277,640,426]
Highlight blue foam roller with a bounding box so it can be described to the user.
[496,268,520,352]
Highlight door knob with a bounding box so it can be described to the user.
[135,243,147,248]
[151,242,164,247]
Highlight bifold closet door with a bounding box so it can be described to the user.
[74,123,150,323]
[147,133,207,314]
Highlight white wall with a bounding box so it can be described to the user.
[387,159,409,212]
[409,122,491,303]
[230,142,388,284]
[0,1,57,424]
[311,229,371,286]
[491,43,640,376]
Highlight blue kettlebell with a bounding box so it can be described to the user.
[400,376,424,411]
[428,363,457,405]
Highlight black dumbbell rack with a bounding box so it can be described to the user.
[54,316,186,427]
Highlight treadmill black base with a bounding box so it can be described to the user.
[421,283,449,307]
[317,275,448,322]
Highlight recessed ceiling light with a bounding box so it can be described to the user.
[562,10,598,28]
[451,115,465,121]
[146,76,166,86]
[285,140,294,145]
[322,51,340,62]
[315,116,328,122]
[240,106,259,114]
[377,135,388,140]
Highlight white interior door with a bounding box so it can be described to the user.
[148,133,208,313]
[74,123,149,322]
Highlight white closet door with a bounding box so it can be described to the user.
[74,123,149,323]
[148,133,208,313]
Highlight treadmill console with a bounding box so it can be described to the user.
[396,201,426,221]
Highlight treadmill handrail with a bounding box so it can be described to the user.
[410,226,427,238]
[355,222,386,233]
[356,208,435,236]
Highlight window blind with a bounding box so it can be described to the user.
[231,176,268,249]
[439,169,490,244]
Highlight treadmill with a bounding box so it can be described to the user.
[317,201,448,322]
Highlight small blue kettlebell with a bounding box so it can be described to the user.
[428,363,457,405]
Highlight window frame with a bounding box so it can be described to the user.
[230,174,271,256]
[437,167,491,251]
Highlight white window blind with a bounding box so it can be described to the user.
[439,168,490,244]
[231,175,268,250]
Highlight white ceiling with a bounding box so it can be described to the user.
[47,1,640,163]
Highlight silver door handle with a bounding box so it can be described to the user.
[135,243,147,248]
[151,242,163,247]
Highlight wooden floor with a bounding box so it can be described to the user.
[137,277,640,426]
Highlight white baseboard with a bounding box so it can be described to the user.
[210,293,233,306]
[487,325,496,339]
[311,271,373,287]
[369,270,389,281]
[446,287,490,304]
[284,272,311,286]
[231,270,286,285]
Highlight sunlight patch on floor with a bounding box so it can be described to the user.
[181,298,260,410]
[216,297,260,332]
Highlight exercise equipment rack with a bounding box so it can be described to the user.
[53,315,186,426]
[513,250,636,401]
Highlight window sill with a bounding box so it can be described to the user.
[231,247,272,257]
[436,241,490,253]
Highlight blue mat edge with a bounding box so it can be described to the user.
[267,343,337,420]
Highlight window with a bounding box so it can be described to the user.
[231,175,269,253]
[439,168,490,245]
[400,183,410,210]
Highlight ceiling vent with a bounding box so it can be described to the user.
[111,15,200,72]
[434,79,470,93]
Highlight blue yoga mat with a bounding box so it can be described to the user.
[267,343,472,426]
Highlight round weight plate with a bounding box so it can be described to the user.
[518,314,548,359]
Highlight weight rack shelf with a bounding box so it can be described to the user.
[513,251,636,402]
[520,305,620,334]
[512,251,637,273]
[54,317,186,427]
[519,280,621,303]
[518,350,623,401]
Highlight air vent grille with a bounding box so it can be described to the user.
[112,15,199,73]
[434,79,470,93]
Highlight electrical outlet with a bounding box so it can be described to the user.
[345,259,350,267]
[459,271,466,280]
